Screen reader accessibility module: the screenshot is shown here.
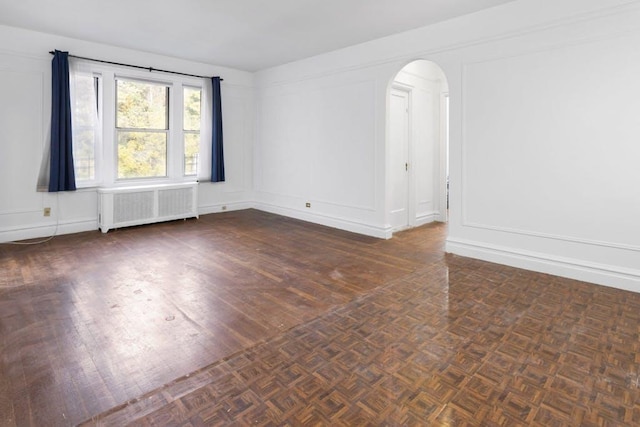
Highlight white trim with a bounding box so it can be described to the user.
[389,85,412,230]
[446,237,640,293]
[463,222,640,253]
[391,81,414,92]
[1,203,388,242]
[198,201,254,215]
[0,208,43,216]
[438,92,449,223]
[255,190,376,212]
[396,69,442,85]
[255,202,392,239]
[416,211,439,227]
[0,217,98,243]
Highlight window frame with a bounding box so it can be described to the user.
[114,77,171,181]
[73,74,102,189]
[182,85,202,177]
[70,60,204,188]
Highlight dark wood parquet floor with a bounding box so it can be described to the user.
[2,210,640,426]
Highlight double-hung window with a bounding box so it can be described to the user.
[115,79,169,180]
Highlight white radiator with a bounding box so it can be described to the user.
[98,182,198,233]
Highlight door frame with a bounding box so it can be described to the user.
[390,83,415,231]
[438,92,449,222]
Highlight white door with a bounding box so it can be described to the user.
[390,88,410,231]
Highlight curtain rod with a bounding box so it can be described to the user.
[49,51,223,81]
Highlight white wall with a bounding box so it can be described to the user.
[448,10,640,291]
[254,0,640,291]
[3,0,640,292]
[0,25,254,242]
[254,66,385,236]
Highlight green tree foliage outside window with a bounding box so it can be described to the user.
[183,87,201,176]
[116,80,168,179]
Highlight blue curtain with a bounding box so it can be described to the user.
[210,76,225,182]
[49,50,76,192]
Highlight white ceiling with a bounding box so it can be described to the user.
[0,0,515,71]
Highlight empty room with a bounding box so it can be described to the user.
[1,0,640,425]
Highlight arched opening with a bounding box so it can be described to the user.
[387,59,449,233]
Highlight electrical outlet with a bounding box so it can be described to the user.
[43,207,51,217]
[305,202,311,208]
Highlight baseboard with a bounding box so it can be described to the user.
[446,237,640,293]
[255,202,392,239]
[198,201,255,216]
[0,218,99,244]
[416,211,439,227]
[1,202,383,243]
[0,200,255,243]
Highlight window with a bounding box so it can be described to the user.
[183,86,201,176]
[116,79,169,179]
[71,74,100,185]
[69,62,204,186]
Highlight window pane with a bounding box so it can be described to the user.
[117,131,167,179]
[183,87,201,131]
[74,129,96,181]
[183,87,201,176]
[73,75,98,182]
[73,75,98,127]
[184,133,199,176]
[116,80,168,129]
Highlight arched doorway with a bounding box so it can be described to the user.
[388,59,449,232]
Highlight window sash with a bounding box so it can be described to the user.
[115,78,171,181]
[115,79,170,131]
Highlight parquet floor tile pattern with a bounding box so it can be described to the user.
[2,210,640,426]
[92,255,640,426]
[1,210,440,426]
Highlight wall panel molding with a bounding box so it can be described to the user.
[416,211,439,227]
[463,222,640,253]
[258,1,640,88]
[459,28,640,254]
[255,201,391,239]
[198,201,254,216]
[446,237,640,293]
[256,190,377,213]
[0,217,98,244]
